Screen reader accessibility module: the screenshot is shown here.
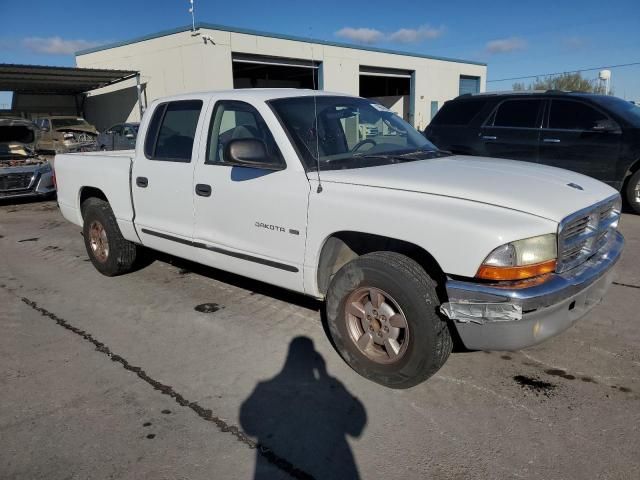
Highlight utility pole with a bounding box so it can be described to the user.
[189,0,196,33]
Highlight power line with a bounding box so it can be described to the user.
[488,61,640,83]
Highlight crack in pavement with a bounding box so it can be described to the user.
[19,296,315,480]
[613,281,640,290]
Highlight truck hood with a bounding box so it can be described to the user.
[317,155,618,222]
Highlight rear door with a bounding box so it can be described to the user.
[538,98,622,183]
[478,98,543,162]
[131,99,205,254]
[191,98,309,291]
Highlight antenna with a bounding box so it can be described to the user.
[309,33,322,193]
[188,0,196,33]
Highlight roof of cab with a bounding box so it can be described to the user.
[149,88,353,104]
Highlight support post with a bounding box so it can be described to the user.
[136,73,144,120]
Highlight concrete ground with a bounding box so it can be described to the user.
[1,199,639,480]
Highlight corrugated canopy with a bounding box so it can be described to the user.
[0,64,138,94]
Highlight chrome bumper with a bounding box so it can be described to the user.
[441,231,624,350]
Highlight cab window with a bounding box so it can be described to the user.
[144,100,203,162]
[205,100,283,166]
[548,100,611,131]
[490,99,543,128]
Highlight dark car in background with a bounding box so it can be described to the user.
[424,91,640,213]
[97,122,139,151]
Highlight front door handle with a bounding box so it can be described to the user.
[481,135,497,140]
[195,183,212,197]
[543,138,561,143]
[136,176,148,188]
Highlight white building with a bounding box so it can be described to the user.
[76,23,486,131]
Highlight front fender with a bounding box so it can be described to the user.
[303,181,557,297]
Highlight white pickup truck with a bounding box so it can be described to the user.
[55,89,624,388]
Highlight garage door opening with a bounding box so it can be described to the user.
[359,67,412,122]
[232,54,319,89]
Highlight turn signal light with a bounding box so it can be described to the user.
[476,259,557,281]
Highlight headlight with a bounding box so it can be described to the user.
[63,133,74,139]
[476,234,557,281]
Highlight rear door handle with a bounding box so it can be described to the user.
[136,176,148,188]
[195,183,212,197]
[481,135,497,140]
[543,138,561,143]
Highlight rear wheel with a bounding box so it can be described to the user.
[625,170,640,214]
[82,198,138,276]
[325,251,452,389]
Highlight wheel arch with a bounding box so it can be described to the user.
[79,186,109,218]
[316,231,447,297]
[625,157,640,177]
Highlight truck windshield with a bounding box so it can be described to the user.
[270,96,441,171]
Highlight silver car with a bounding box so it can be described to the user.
[0,117,55,200]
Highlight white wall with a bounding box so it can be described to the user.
[77,28,486,130]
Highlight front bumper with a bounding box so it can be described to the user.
[441,231,624,350]
[0,169,56,200]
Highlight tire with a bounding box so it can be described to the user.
[625,170,640,214]
[82,198,138,276]
[325,251,452,389]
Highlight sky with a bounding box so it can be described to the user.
[1,0,639,107]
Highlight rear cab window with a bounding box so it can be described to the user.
[430,99,488,126]
[144,100,203,162]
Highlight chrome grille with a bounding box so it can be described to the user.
[557,195,621,273]
[0,172,34,192]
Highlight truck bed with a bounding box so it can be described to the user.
[54,151,139,243]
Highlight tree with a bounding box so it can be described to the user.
[512,72,609,94]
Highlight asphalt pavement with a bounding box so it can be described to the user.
[1,199,639,480]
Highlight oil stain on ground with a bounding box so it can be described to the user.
[194,303,223,313]
[513,375,557,397]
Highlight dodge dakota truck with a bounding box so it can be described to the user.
[54,90,624,388]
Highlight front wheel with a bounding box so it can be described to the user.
[325,252,452,389]
[625,170,640,214]
[82,198,138,276]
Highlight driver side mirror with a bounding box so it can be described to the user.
[224,138,284,170]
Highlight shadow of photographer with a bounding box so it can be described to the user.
[240,336,367,479]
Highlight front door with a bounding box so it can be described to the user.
[538,99,622,184]
[192,98,309,291]
[132,99,206,256]
[478,98,543,163]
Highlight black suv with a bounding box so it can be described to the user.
[424,91,640,213]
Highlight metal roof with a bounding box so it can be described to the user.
[0,64,138,94]
[76,23,487,67]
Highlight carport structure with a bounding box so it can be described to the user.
[0,63,142,119]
